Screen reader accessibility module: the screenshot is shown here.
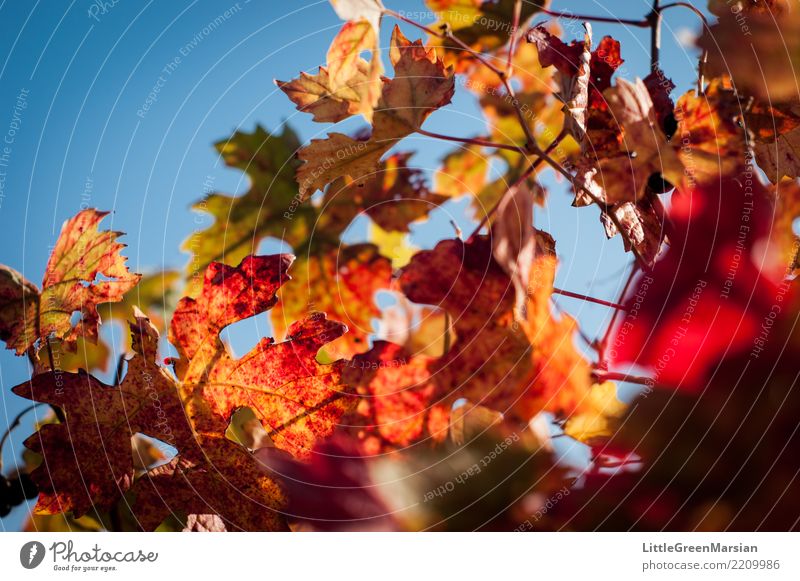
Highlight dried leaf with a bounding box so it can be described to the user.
[491,178,536,322]
[296,27,454,199]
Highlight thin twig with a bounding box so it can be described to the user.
[0,403,47,473]
[552,287,627,311]
[416,128,525,154]
[469,130,566,239]
[540,8,649,27]
[659,2,711,94]
[592,370,655,387]
[596,263,638,365]
[506,0,523,77]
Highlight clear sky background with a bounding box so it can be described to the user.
[0,0,709,530]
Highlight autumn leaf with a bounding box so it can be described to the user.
[0,210,140,356]
[12,254,358,530]
[600,195,667,265]
[764,179,800,277]
[449,401,503,446]
[562,381,625,444]
[643,69,677,138]
[185,126,307,291]
[12,312,187,517]
[375,297,452,357]
[276,59,374,123]
[344,341,448,452]
[329,0,383,32]
[270,245,392,359]
[0,265,39,356]
[279,18,383,123]
[169,254,354,457]
[425,0,547,72]
[435,145,489,197]
[399,234,592,423]
[491,176,536,322]
[369,222,418,269]
[708,0,791,15]
[296,26,454,199]
[673,79,749,186]
[134,254,357,530]
[579,78,683,205]
[527,22,592,141]
[55,336,111,374]
[325,152,449,233]
[747,100,800,181]
[699,9,800,103]
[520,231,593,417]
[526,24,624,144]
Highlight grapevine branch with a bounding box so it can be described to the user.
[387,4,657,270]
[469,129,567,239]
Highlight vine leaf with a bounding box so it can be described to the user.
[296,26,455,199]
[278,17,384,123]
[612,177,777,388]
[184,126,305,293]
[673,79,749,186]
[276,58,374,124]
[562,381,625,444]
[747,100,800,182]
[435,145,489,198]
[326,152,450,233]
[700,8,800,103]
[426,0,546,72]
[12,312,187,518]
[170,254,354,458]
[329,0,383,33]
[0,209,140,355]
[344,341,448,452]
[526,23,624,146]
[397,234,593,425]
[764,179,800,278]
[492,177,536,322]
[578,78,683,206]
[271,245,392,359]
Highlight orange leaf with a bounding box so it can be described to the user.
[0,209,140,355]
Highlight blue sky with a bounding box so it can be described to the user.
[0,0,709,530]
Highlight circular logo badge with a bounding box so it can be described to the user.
[20,541,46,569]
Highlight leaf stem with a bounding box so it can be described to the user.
[506,0,523,77]
[0,403,47,473]
[596,263,638,365]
